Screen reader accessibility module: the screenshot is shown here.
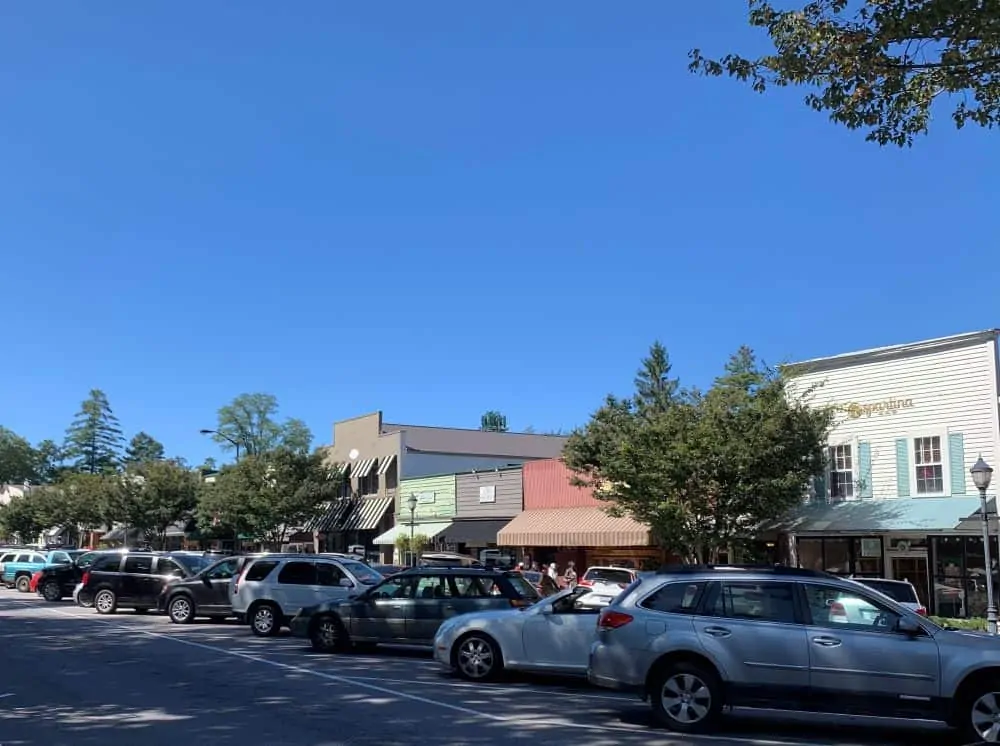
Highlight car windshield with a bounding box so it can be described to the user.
[522,571,543,584]
[584,568,633,585]
[505,573,540,600]
[342,561,383,585]
[171,554,214,574]
[855,579,919,603]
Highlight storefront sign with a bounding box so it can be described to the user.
[416,491,436,505]
[835,397,915,419]
[478,485,496,503]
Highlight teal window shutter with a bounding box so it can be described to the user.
[949,432,966,495]
[858,441,873,498]
[812,471,827,502]
[895,438,911,497]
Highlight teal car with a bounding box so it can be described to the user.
[0,549,74,592]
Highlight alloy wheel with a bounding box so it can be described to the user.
[169,597,193,624]
[252,606,275,635]
[42,581,61,602]
[95,590,115,614]
[660,673,712,726]
[313,618,339,650]
[971,691,1000,742]
[457,636,495,680]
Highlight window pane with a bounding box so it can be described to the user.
[803,584,898,632]
[710,582,797,624]
[156,558,184,577]
[371,576,413,599]
[277,561,316,585]
[244,560,278,582]
[798,538,823,572]
[316,563,345,586]
[123,556,153,574]
[640,582,706,614]
[823,539,850,574]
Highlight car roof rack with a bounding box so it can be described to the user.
[655,563,837,579]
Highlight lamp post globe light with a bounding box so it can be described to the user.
[971,456,996,635]
[407,494,418,567]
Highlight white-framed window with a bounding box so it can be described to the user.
[913,435,945,494]
[829,444,854,499]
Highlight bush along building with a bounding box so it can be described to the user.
[771,330,1000,618]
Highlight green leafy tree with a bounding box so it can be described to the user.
[563,344,833,562]
[480,411,509,432]
[131,460,199,548]
[0,427,39,484]
[33,439,66,483]
[0,493,44,542]
[197,449,340,547]
[124,432,165,465]
[63,389,124,474]
[213,393,313,458]
[689,0,1000,146]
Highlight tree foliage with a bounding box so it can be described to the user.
[689,0,1000,146]
[197,449,341,546]
[563,343,833,562]
[480,410,509,432]
[124,432,166,465]
[0,427,40,484]
[63,389,124,474]
[213,393,313,458]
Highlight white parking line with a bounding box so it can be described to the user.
[39,606,815,746]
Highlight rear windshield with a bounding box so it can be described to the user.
[505,574,540,600]
[342,561,383,585]
[857,579,918,603]
[583,568,634,586]
[171,554,215,574]
[244,560,279,582]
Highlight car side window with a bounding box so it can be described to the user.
[123,556,154,574]
[0,553,13,563]
[205,559,239,580]
[244,560,279,582]
[277,561,317,585]
[414,575,452,599]
[14,554,29,563]
[93,554,122,572]
[552,589,601,614]
[316,563,346,587]
[802,584,900,633]
[155,558,185,577]
[707,582,798,624]
[370,576,415,600]
[76,552,98,568]
[640,582,707,615]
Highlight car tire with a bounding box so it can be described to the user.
[249,602,281,637]
[94,589,117,615]
[41,580,62,602]
[15,575,31,593]
[168,596,195,624]
[309,615,347,653]
[77,590,94,608]
[958,679,1000,744]
[649,661,723,733]
[454,633,503,682]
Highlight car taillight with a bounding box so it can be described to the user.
[598,609,634,629]
[32,571,42,581]
[829,601,847,619]
[578,579,592,587]
[80,572,90,586]
[234,568,248,595]
[916,606,927,616]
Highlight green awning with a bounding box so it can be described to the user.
[772,496,986,534]
[373,521,453,545]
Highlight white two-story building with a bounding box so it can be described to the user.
[777,329,1000,618]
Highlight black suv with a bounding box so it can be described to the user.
[83,552,200,614]
[289,567,540,652]
[159,554,261,623]
[35,549,121,602]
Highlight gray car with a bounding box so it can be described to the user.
[587,564,1000,743]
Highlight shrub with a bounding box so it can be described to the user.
[930,616,987,631]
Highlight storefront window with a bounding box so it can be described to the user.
[797,538,823,572]
[852,538,884,577]
[823,539,850,574]
[930,535,999,619]
[795,536,883,577]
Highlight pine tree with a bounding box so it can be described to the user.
[124,432,165,464]
[64,389,125,474]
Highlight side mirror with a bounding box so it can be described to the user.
[539,603,553,615]
[338,578,354,589]
[897,616,923,635]
[202,576,212,586]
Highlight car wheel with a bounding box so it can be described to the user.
[249,603,281,637]
[650,661,723,733]
[15,575,31,593]
[960,682,1000,743]
[94,589,117,615]
[41,580,62,602]
[77,590,94,608]
[168,596,195,624]
[309,615,346,653]
[454,633,502,682]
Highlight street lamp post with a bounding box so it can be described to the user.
[407,493,418,567]
[199,429,241,461]
[971,456,996,635]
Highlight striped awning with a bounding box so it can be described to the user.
[497,507,650,548]
[307,496,394,533]
[351,458,377,479]
[377,454,396,475]
[306,499,355,532]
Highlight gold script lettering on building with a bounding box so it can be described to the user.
[833,398,915,419]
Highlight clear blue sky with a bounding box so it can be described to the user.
[2,2,996,466]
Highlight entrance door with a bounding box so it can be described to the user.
[891,556,930,610]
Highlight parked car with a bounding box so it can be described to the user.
[849,577,926,615]
[81,551,197,614]
[418,552,483,568]
[290,567,540,652]
[434,585,599,681]
[577,565,638,607]
[371,564,405,577]
[1,549,74,592]
[160,554,260,623]
[31,550,93,599]
[587,564,1000,744]
[231,554,384,636]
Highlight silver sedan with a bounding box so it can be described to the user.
[433,586,602,682]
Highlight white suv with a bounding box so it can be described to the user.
[232,554,383,637]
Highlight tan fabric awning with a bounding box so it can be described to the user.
[497,507,650,548]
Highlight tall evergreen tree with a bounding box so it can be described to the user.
[63,389,124,474]
[124,432,165,464]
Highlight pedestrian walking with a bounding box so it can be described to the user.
[564,561,577,588]
[547,562,558,580]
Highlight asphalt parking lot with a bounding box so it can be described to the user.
[0,591,964,746]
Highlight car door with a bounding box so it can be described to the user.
[201,558,240,614]
[693,581,810,703]
[521,589,600,672]
[406,574,457,643]
[120,555,155,603]
[349,575,414,641]
[273,561,319,616]
[800,582,940,713]
[153,557,187,605]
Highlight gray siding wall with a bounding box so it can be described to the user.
[403,452,536,479]
[455,468,523,519]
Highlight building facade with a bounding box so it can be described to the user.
[777,330,1000,617]
[322,412,566,559]
[497,459,661,571]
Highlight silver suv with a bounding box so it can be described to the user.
[588,565,1000,743]
[231,554,383,637]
